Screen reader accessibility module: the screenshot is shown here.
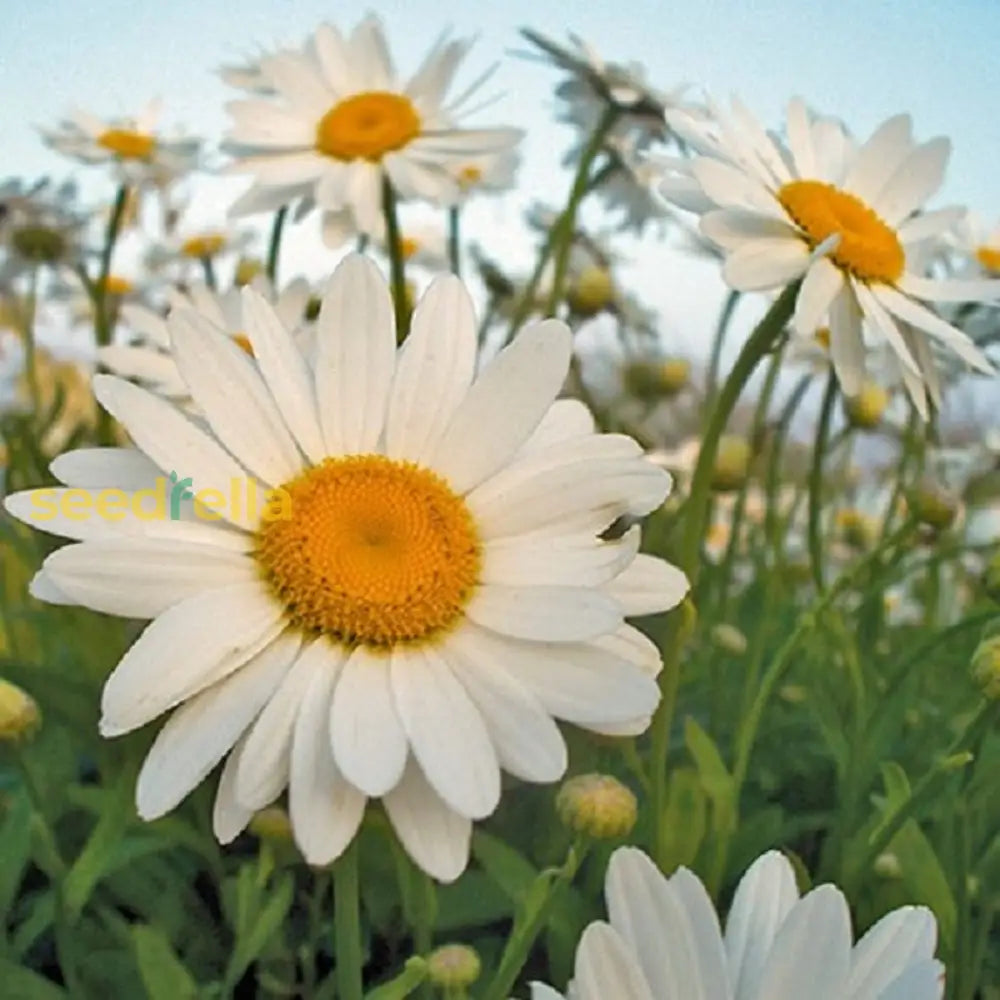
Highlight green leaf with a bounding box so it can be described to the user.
[889,820,958,950]
[472,832,538,904]
[225,872,294,987]
[131,925,198,1000]
[0,791,34,920]
[0,959,67,999]
[684,717,736,835]
[657,767,707,871]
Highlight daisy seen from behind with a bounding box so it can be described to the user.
[657,98,999,416]
[531,846,945,1000]
[5,254,686,881]
[223,14,522,235]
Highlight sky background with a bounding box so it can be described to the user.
[5,0,1000,427]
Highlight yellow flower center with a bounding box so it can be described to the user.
[231,334,254,356]
[100,275,133,296]
[976,245,1000,274]
[181,233,227,258]
[255,455,481,648]
[398,236,420,259]
[777,180,905,284]
[315,92,421,162]
[457,164,483,189]
[814,326,831,350]
[97,129,156,160]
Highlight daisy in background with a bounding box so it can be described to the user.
[99,276,312,399]
[656,97,1000,417]
[146,224,257,282]
[222,14,522,237]
[444,147,520,205]
[40,99,201,188]
[532,846,944,1000]
[952,214,1000,278]
[6,256,686,881]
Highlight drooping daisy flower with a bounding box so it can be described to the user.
[6,255,685,881]
[532,847,945,1000]
[657,98,999,416]
[222,15,522,236]
[99,277,312,399]
[40,100,201,187]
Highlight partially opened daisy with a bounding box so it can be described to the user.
[657,98,999,416]
[6,255,685,881]
[40,100,200,186]
[223,14,522,235]
[100,276,312,399]
[532,847,945,1000]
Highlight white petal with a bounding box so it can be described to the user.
[100,584,286,737]
[606,554,690,617]
[876,960,945,1000]
[42,538,256,619]
[516,399,595,456]
[50,447,161,491]
[722,238,810,291]
[785,97,817,178]
[314,254,396,454]
[237,640,343,810]
[725,850,799,1000]
[849,906,938,1000]
[92,375,263,531]
[828,284,867,395]
[690,159,779,215]
[136,636,297,819]
[383,275,477,463]
[898,274,1000,304]
[467,584,622,642]
[290,657,367,866]
[428,320,571,494]
[700,209,800,251]
[382,756,471,883]
[573,922,655,1000]
[168,308,303,486]
[792,258,844,335]
[213,737,254,843]
[28,570,75,605]
[750,886,852,1000]
[451,624,660,726]
[241,287,327,464]
[390,646,500,820]
[330,646,408,797]
[443,629,567,783]
[874,138,950,225]
[841,114,913,203]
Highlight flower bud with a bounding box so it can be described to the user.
[971,635,1000,700]
[874,852,903,879]
[0,679,40,743]
[11,225,66,264]
[836,508,877,550]
[249,806,293,843]
[658,357,691,396]
[843,382,889,430]
[710,436,751,492]
[426,944,481,990]
[711,623,747,656]
[556,774,637,840]
[566,266,615,317]
[910,480,959,531]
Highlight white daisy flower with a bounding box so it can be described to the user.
[657,98,1000,417]
[222,15,522,236]
[952,214,1000,278]
[146,226,257,277]
[6,255,685,881]
[99,276,312,399]
[532,847,945,1000]
[40,99,201,187]
[444,147,521,204]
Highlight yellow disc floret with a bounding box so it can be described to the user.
[315,92,421,162]
[777,180,905,284]
[255,456,480,647]
[181,233,227,259]
[976,246,1000,274]
[97,129,156,160]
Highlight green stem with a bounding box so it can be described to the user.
[543,108,617,319]
[200,255,217,290]
[808,371,839,592]
[703,290,740,421]
[732,521,916,792]
[266,206,288,285]
[333,842,364,1000]
[447,205,461,278]
[93,184,129,446]
[381,176,409,344]
[480,841,586,1000]
[22,267,42,418]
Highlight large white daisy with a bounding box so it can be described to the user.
[657,98,999,416]
[532,847,945,1000]
[40,99,200,187]
[6,255,685,881]
[223,15,522,235]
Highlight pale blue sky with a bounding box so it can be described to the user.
[5,0,1000,418]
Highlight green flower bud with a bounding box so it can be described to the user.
[556,774,637,840]
[426,944,481,990]
[971,635,1000,700]
[711,623,747,656]
[0,679,40,743]
[910,480,959,531]
[566,266,615,317]
[843,382,889,429]
[11,225,67,264]
[710,436,751,492]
